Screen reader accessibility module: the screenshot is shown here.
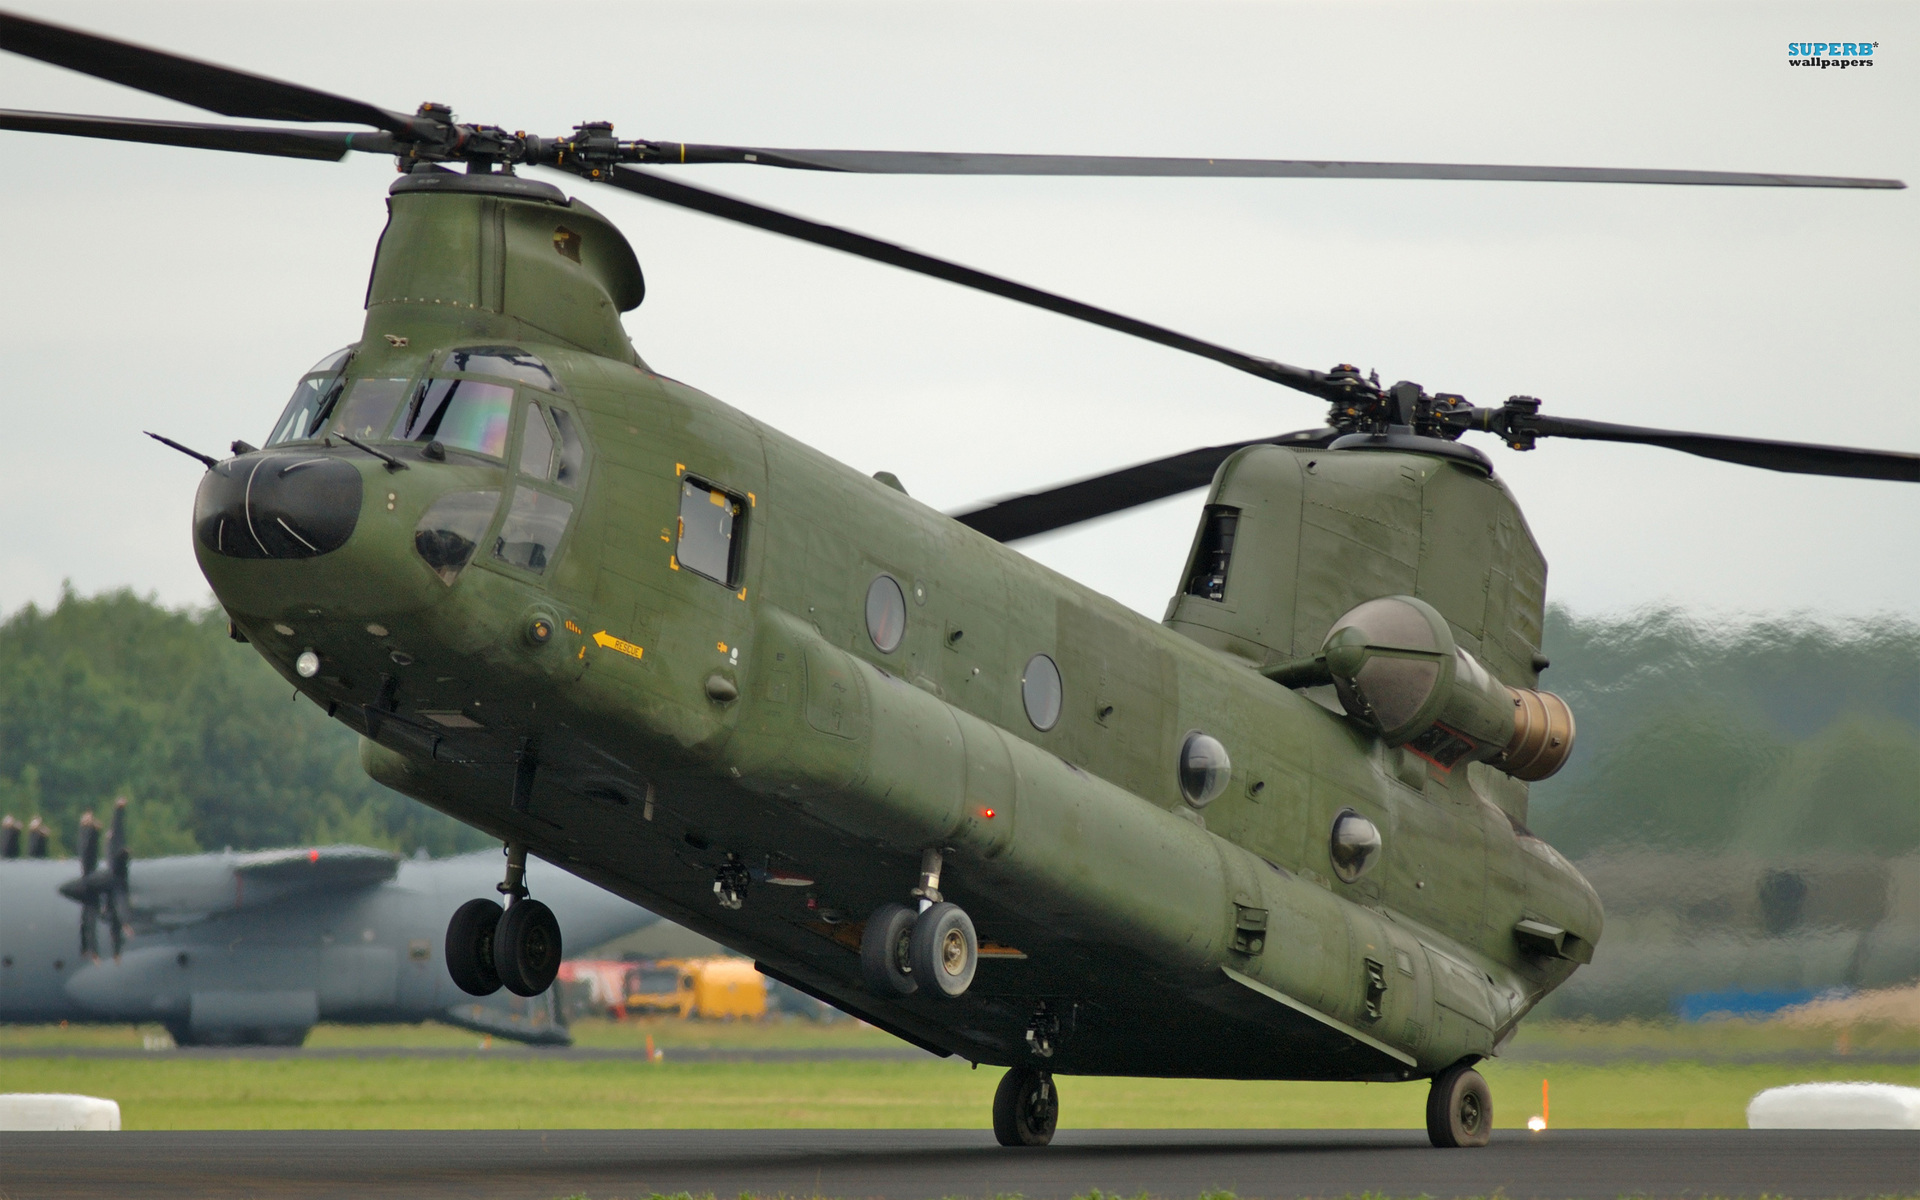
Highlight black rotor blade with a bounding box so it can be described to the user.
[663,146,1906,190]
[0,10,422,137]
[583,165,1342,403]
[0,108,386,160]
[1521,415,1919,483]
[953,428,1340,542]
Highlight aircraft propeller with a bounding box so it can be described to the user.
[75,811,101,958]
[1,8,1912,545]
[60,798,132,959]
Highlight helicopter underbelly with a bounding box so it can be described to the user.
[360,604,1528,1081]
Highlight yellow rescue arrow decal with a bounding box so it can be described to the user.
[592,631,645,661]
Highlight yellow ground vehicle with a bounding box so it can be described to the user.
[625,957,767,1020]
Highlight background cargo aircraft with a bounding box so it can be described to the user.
[0,802,657,1045]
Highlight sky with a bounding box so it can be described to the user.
[1,0,1914,627]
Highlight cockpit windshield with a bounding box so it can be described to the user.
[398,379,514,457]
[264,347,354,446]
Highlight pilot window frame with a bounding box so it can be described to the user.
[483,398,590,579]
[675,476,748,589]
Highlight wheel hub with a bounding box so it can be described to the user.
[940,928,967,974]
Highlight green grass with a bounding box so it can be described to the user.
[6,1015,1916,1131]
[0,1013,909,1051]
[3,1052,1917,1131]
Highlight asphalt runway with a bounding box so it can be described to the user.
[4,1129,1917,1199]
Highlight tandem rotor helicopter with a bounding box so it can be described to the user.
[4,9,1913,1150]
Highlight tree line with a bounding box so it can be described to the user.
[2,588,1914,860]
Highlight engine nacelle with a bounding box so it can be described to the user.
[1320,595,1575,780]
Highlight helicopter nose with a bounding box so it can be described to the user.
[195,452,363,559]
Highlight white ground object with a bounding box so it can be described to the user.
[1747,1083,1920,1129]
[0,1093,122,1131]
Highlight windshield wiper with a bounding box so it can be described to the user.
[337,433,409,472]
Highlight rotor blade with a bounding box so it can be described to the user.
[0,108,386,160]
[1522,415,1919,482]
[0,10,422,137]
[952,428,1340,542]
[662,146,1906,190]
[583,165,1343,402]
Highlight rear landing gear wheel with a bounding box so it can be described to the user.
[445,898,503,996]
[860,902,919,995]
[1426,1062,1492,1148]
[495,898,563,997]
[993,1066,1058,1147]
[908,901,977,997]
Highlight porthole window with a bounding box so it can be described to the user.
[865,575,907,653]
[1178,732,1232,806]
[1021,654,1063,731]
[1329,809,1383,883]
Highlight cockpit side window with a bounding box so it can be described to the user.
[550,408,584,488]
[264,346,354,446]
[491,402,589,577]
[518,402,555,480]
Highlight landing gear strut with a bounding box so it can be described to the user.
[1426,1062,1492,1148]
[859,850,977,998]
[443,842,563,999]
[992,1066,1058,1147]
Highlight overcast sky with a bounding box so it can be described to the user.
[2,0,1913,628]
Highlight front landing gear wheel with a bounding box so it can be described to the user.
[860,903,918,996]
[993,1066,1058,1147]
[495,898,563,997]
[1426,1063,1492,1148]
[445,898,503,996]
[908,901,977,997]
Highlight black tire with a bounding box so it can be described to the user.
[1426,1063,1492,1148]
[860,902,919,995]
[908,901,977,998]
[445,897,503,996]
[993,1066,1059,1147]
[495,898,563,997]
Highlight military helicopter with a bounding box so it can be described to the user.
[3,10,1913,1150]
